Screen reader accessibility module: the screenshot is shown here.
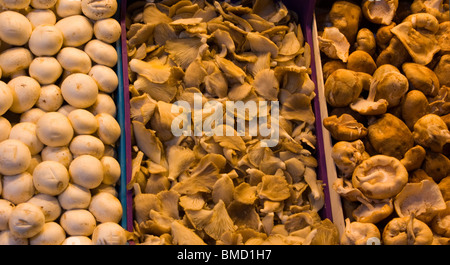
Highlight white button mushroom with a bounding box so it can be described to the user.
[69,134,105,159]
[0,117,11,142]
[57,183,91,210]
[88,93,117,117]
[0,47,33,77]
[41,146,73,168]
[56,104,77,117]
[0,199,14,230]
[55,0,82,18]
[1,172,35,204]
[0,11,32,46]
[62,236,92,245]
[96,113,121,145]
[60,209,96,236]
[88,191,122,223]
[67,108,99,135]
[26,154,42,175]
[36,112,74,147]
[8,76,41,114]
[9,122,44,155]
[93,18,121,44]
[32,160,69,196]
[29,57,63,85]
[84,39,118,67]
[55,15,93,47]
[69,154,104,189]
[0,0,30,9]
[61,73,99,109]
[36,84,64,112]
[0,230,28,245]
[91,222,127,245]
[101,156,120,185]
[0,80,12,116]
[27,193,61,222]
[81,0,118,20]
[26,9,57,29]
[28,25,64,56]
[88,64,118,93]
[8,202,45,239]
[29,221,66,245]
[20,108,46,125]
[30,0,57,9]
[56,47,92,74]
[0,139,32,176]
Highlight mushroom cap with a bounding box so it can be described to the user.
[434,54,450,87]
[36,112,74,147]
[0,80,13,116]
[374,71,409,107]
[56,0,82,18]
[362,0,399,25]
[8,76,41,114]
[324,69,363,107]
[355,28,376,55]
[26,9,57,29]
[431,201,450,237]
[402,62,439,97]
[69,154,104,189]
[346,50,377,75]
[61,73,99,109]
[29,57,63,85]
[84,39,118,67]
[352,155,408,200]
[28,25,64,56]
[81,0,118,20]
[9,122,43,156]
[323,114,368,141]
[413,114,450,153]
[0,139,32,176]
[0,0,30,9]
[0,47,33,77]
[367,113,414,159]
[0,11,32,46]
[55,15,93,47]
[394,179,446,223]
[57,47,92,74]
[382,216,433,245]
[401,90,430,131]
[328,1,362,43]
[340,219,380,245]
[8,203,45,239]
[318,27,350,62]
[60,209,96,236]
[93,18,121,44]
[353,199,394,224]
[331,140,367,177]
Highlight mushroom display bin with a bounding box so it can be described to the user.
[120,0,337,244]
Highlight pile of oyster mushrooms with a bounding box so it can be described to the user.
[126,0,339,245]
[318,0,450,245]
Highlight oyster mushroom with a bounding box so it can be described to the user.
[394,179,446,223]
[367,113,414,159]
[412,114,450,153]
[340,218,381,245]
[362,0,399,25]
[323,114,368,141]
[382,215,433,245]
[318,27,350,62]
[352,155,408,200]
[257,174,290,202]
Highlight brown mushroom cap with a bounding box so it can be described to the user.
[401,90,430,130]
[367,113,414,159]
[346,50,377,75]
[362,0,399,25]
[352,155,408,200]
[324,69,363,107]
[431,201,450,237]
[323,114,368,141]
[434,54,450,87]
[331,140,368,177]
[402,63,439,97]
[329,1,362,43]
[394,179,446,223]
[413,114,450,153]
[355,28,376,55]
[340,218,381,245]
[382,216,433,245]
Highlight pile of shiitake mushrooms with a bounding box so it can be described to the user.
[318,0,450,245]
[0,0,131,245]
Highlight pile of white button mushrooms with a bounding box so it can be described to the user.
[318,0,450,245]
[0,0,132,245]
[126,0,339,245]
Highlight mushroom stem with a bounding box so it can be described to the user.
[406,214,416,245]
[367,79,379,102]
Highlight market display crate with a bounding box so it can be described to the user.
[120,0,338,244]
